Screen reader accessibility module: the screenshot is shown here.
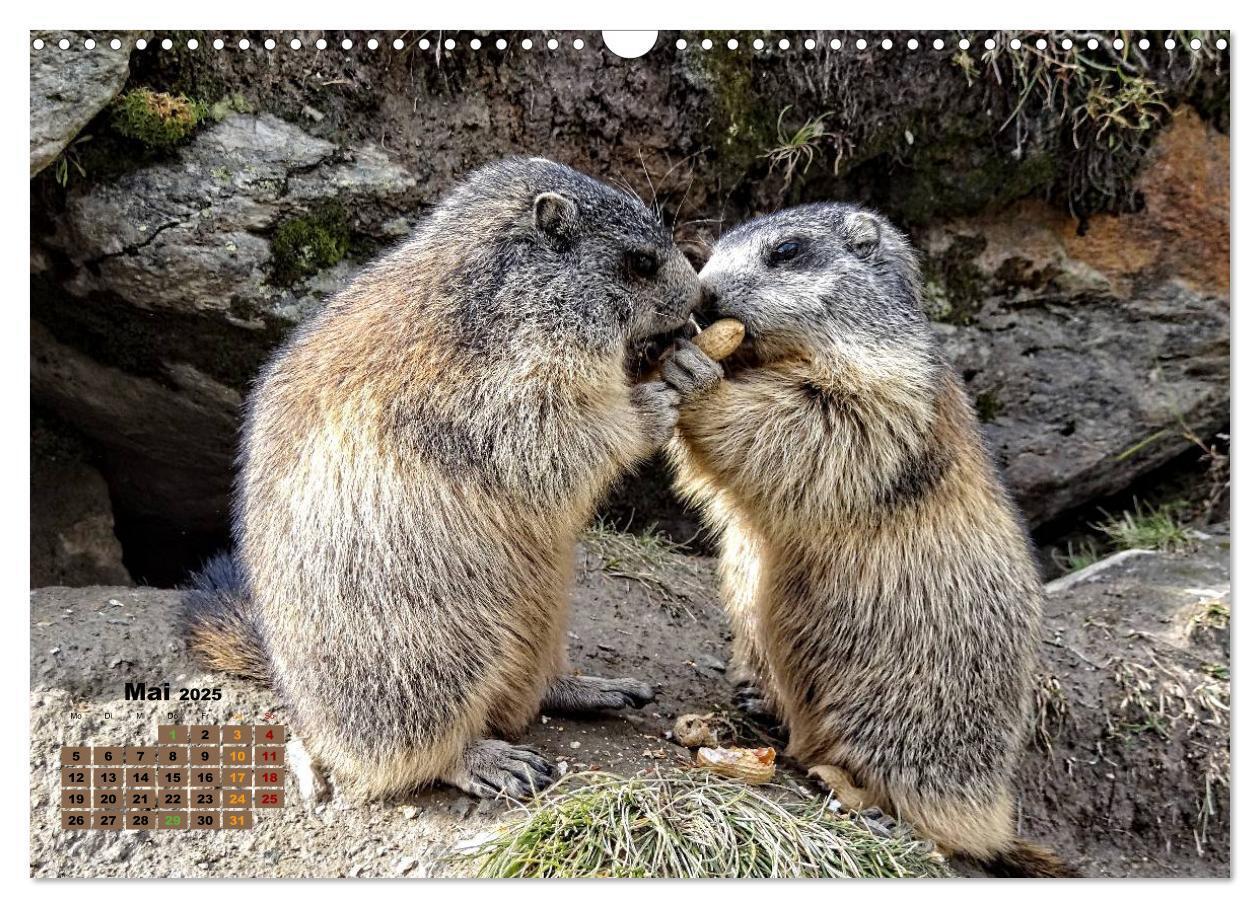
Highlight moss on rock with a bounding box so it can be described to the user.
[111,88,207,149]
[921,234,990,326]
[269,204,352,286]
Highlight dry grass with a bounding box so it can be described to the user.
[447,769,951,879]
[582,518,708,616]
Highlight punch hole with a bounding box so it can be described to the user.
[603,31,657,58]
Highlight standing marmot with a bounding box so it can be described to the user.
[182,157,701,801]
[662,203,1073,876]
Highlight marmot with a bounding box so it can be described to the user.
[662,203,1074,877]
[182,157,701,801]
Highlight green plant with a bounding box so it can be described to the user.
[762,107,836,188]
[269,204,352,286]
[52,134,92,187]
[447,770,951,879]
[1053,539,1103,573]
[111,88,207,149]
[1093,501,1189,552]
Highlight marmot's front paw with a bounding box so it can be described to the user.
[660,339,723,400]
[630,380,680,447]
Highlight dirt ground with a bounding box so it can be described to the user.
[29,530,1229,878]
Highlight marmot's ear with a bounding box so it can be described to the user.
[843,210,882,259]
[533,192,579,241]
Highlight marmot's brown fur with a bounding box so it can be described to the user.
[182,157,700,801]
[663,203,1075,877]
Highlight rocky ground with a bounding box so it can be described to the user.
[30,529,1229,878]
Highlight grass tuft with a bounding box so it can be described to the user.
[447,770,951,879]
[761,107,836,189]
[1093,501,1189,552]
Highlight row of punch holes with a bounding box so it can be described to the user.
[32,33,1229,54]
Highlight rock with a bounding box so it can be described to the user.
[924,109,1229,526]
[30,416,130,586]
[29,33,136,176]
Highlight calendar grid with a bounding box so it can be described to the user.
[60,724,285,831]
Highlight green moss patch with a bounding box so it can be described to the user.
[269,204,352,286]
[111,88,207,149]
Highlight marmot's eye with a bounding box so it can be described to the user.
[769,240,802,265]
[627,250,659,278]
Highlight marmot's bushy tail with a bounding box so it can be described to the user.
[980,840,1080,878]
[180,552,270,684]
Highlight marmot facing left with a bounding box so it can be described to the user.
[662,203,1073,876]
[183,158,700,801]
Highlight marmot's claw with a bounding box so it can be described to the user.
[630,380,680,447]
[601,677,655,708]
[660,339,723,399]
[450,739,557,801]
[541,674,655,714]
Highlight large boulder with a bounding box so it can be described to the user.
[29,32,136,176]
